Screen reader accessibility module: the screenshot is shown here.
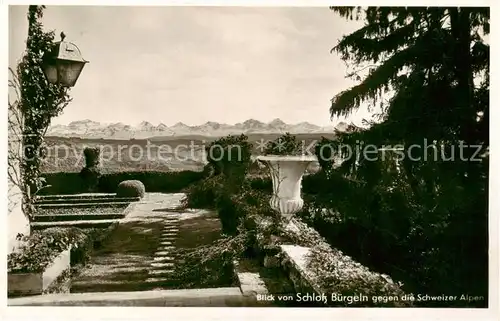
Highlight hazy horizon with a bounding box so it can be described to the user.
[9,6,374,127]
[50,117,347,128]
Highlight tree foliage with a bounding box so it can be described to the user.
[205,134,253,185]
[313,7,489,303]
[263,132,303,156]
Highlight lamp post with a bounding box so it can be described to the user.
[42,32,88,87]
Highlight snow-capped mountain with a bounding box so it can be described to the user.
[46,118,347,139]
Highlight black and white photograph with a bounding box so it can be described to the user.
[4,2,496,319]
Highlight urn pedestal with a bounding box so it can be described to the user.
[256,155,317,221]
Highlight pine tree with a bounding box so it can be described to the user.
[317,7,489,305]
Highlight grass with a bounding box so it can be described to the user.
[175,211,223,249]
[172,210,239,289]
[70,220,166,293]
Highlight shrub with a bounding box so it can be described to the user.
[80,147,102,192]
[39,172,84,195]
[197,134,255,235]
[181,175,224,209]
[79,166,101,192]
[116,180,146,198]
[40,170,205,195]
[8,227,87,273]
[70,227,115,266]
[205,134,253,181]
[99,170,205,194]
[217,182,276,236]
[83,147,100,168]
[248,175,272,193]
[170,233,249,289]
[263,132,303,156]
[170,187,275,287]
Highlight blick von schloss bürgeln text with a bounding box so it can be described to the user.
[255,293,485,305]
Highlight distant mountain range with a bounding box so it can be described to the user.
[46,118,349,139]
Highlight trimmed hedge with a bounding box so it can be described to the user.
[39,169,326,197]
[39,170,206,195]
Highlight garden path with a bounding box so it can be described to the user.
[9,193,285,306]
[71,193,203,293]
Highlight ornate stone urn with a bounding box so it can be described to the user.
[256,155,318,220]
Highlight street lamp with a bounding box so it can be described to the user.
[42,32,88,87]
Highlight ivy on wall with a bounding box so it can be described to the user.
[12,5,72,219]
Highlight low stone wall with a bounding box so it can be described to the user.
[277,245,319,295]
[8,247,71,297]
[251,217,411,307]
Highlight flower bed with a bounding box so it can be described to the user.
[7,227,101,297]
[8,248,71,297]
[8,228,86,274]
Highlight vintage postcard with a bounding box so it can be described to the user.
[4,2,497,321]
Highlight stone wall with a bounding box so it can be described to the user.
[252,217,410,307]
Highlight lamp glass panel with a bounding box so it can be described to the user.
[42,63,58,84]
[56,60,85,87]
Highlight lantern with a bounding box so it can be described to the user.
[42,32,88,87]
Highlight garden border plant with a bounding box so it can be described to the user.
[7,227,87,274]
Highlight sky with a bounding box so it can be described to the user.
[8,5,373,127]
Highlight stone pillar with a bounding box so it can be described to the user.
[8,102,30,254]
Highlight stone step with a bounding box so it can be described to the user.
[162,233,178,236]
[70,280,176,293]
[153,256,175,262]
[37,202,132,209]
[33,213,125,222]
[31,219,118,229]
[148,270,174,276]
[11,287,250,306]
[161,234,177,238]
[159,235,176,240]
[157,246,175,251]
[155,251,175,256]
[150,262,175,268]
[145,277,174,283]
[36,193,117,200]
[158,246,175,252]
[36,196,140,205]
[74,273,150,283]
